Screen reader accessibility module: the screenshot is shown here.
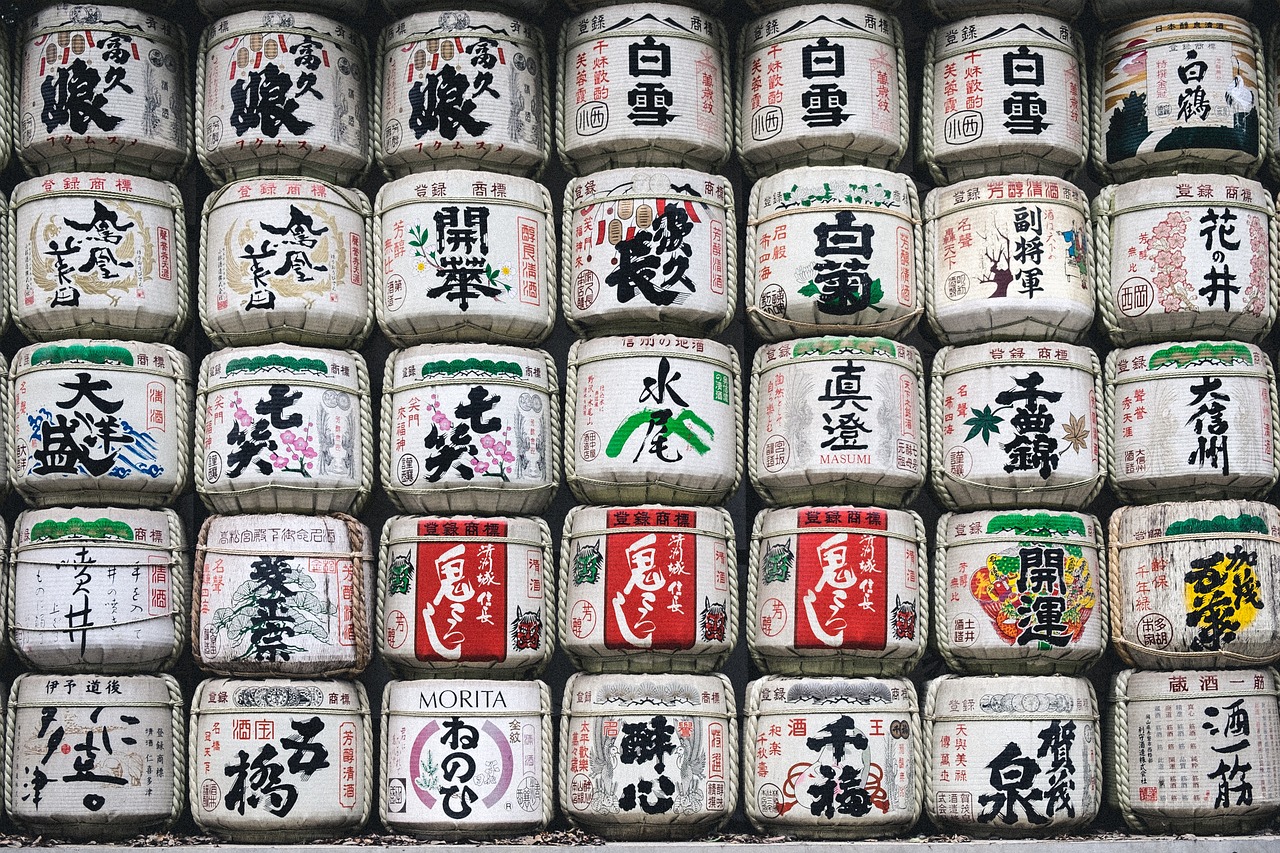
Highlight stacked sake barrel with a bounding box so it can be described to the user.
[554,2,741,840]
[369,4,558,841]
[2,3,192,839]
[188,2,375,841]
[920,1,1108,837]
[1088,2,1280,833]
[737,5,929,840]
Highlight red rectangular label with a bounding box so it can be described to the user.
[794,512,888,650]
[604,526,695,651]
[415,520,508,662]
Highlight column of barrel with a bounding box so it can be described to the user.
[370,3,558,842]
[1091,1,1280,833]
[734,2,928,840]
[555,1,740,841]
[918,0,1111,838]
[3,3,190,841]
[186,2,375,842]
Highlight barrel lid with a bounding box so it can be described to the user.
[13,671,177,707]
[389,343,553,391]
[929,674,1097,720]
[566,504,731,539]
[13,172,175,208]
[1120,667,1278,700]
[194,677,370,713]
[563,3,722,49]
[743,5,897,50]
[15,339,187,377]
[201,513,370,557]
[25,4,182,48]
[749,676,916,715]
[384,9,537,52]
[15,506,176,553]
[1110,341,1269,382]
[754,335,920,373]
[383,514,544,547]
[203,344,364,390]
[941,510,1099,547]
[206,9,357,48]
[564,672,732,717]
[377,170,546,211]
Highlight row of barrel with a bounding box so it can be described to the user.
[0,668,1273,840]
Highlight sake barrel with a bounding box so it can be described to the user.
[747,167,921,342]
[17,5,189,180]
[1107,341,1278,502]
[747,506,926,676]
[560,505,735,674]
[931,342,1103,511]
[197,345,371,515]
[189,677,371,842]
[194,513,373,678]
[1097,14,1266,181]
[737,6,907,178]
[1094,0,1254,21]
[200,0,368,18]
[5,673,183,840]
[1110,668,1280,833]
[559,4,731,175]
[924,674,1100,835]
[381,678,553,838]
[934,510,1106,675]
[11,341,190,508]
[567,336,740,506]
[377,10,549,178]
[923,15,1085,183]
[383,345,558,515]
[1109,500,1280,670]
[925,175,1092,345]
[927,0,1084,19]
[560,672,737,839]
[200,177,373,348]
[197,11,370,186]
[743,676,922,838]
[383,0,544,15]
[750,337,925,507]
[10,507,183,673]
[563,167,735,338]
[376,171,555,346]
[379,514,554,677]
[1093,175,1276,346]
[10,172,187,343]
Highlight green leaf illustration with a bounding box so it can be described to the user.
[964,405,1005,444]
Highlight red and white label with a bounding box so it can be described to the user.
[794,512,888,650]
[415,519,508,662]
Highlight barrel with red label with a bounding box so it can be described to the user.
[378,514,554,677]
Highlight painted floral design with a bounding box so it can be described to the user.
[1138,210,1193,313]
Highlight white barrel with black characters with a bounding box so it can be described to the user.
[1096,14,1267,181]
[560,505,735,674]
[737,6,907,178]
[5,673,183,840]
[563,167,735,338]
[11,341,189,508]
[559,4,731,175]
[1107,341,1278,503]
[194,514,373,678]
[925,175,1091,345]
[379,514,554,678]
[934,510,1105,675]
[1093,175,1275,346]
[198,12,369,186]
[200,0,368,18]
[189,677,371,842]
[17,5,189,179]
[743,676,922,838]
[923,15,1086,182]
[376,171,555,346]
[201,177,372,349]
[10,173,187,343]
[10,507,183,673]
[750,337,924,507]
[925,674,1100,836]
[747,167,921,342]
[383,344,558,515]
[931,342,1103,511]
[928,0,1084,19]
[377,10,549,178]
[567,336,740,506]
[197,345,371,515]
[560,672,737,840]
[1110,500,1280,670]
[1110,668,1280,833]
[381,678,552,838]
[748,506,925,676]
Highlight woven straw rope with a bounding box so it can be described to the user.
[746,177,923,341]
[925,185,1091,343]
[0,29,10,177]
[377,679,554,836]
[197,181,373,348]
[192,514,371,678]
[1093,186,1278,345]
[562,176,737,338]
[565,341,741,506]
[381,348,560,514]
[377,515,553,678]
[1105,347,1280,502]
[189,678,373,841]
[929,347,1106,510]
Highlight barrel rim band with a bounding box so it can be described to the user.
[14,609,173,631]
[386,28,536,54]
[944,356,1095,377]
[206,187,361,217]
[27,23,181,50]
[14,188,178,213]
[937,469,1100,493]
[1112,366,1267,387]
[15,553,181,566]
[568,524,727,540]
[931,193,1090,220]
[571,188,730,216]
[13,697,175,710]
[564,28,716,52]
[1105,29,1256,59]
[743,25,895,53]
[203,374,359,393]
[754,347,920,373]
[193,704,369,716]
[380,193,546,218]
[758,525,919,545]
[208,25,359,53]
[385,707,545,719]
[566,707,732,720]
[750,202,917,229]
[1121,688,1278,702]
[391,375,551,393]
[385,533,543,548]
[201,547,362,560]
[929,711,1096,722]
[936,34,1077,64]
[573,350,733,371]
[943,532,1095,548]
[1109,197,1271,218]
[18,362,184,381]
[1116,530,1280,550]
